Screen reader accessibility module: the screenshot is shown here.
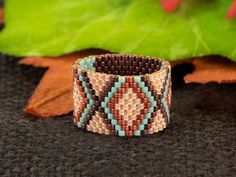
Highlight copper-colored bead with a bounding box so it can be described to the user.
[129,126,137,131]
[121,83,126,88]
[139,93,145,98]
[141,108,148,114]
[146,103,151,108]
[119,120,126,125]
[76,80,81,86]
[108,103,113,109]
[78,86,84,92]
[110,98,115,104]
[138,114,145,120]
[118,93,122,98]
[123,126,129,131]
[81,92,86,98]
[127,77,133,83]
[114,93,119,99]
[135,87,141,93]
[126,131,133,136]
[115,114,122,120]
[115,109,119,115]
[131,83,138,88]
[133,119,140,125]
[119,88,126,94]
[112,108,117,114]
[142,98,149,104]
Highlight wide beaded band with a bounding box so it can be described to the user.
[73,54,171,136]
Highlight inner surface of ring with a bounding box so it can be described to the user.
[79,55,163,76]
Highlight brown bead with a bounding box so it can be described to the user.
[111,130,117,135]
[104,66,109,72]
[143,129,148,135]
[123,66,128,72]
[151,112,157,117]
[146,124,151,129]
[129,66,134,71]
[141,68,146,74]
[148,118,154,124]
[98,107,104,112]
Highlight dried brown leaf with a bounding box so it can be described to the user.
[184,57,236,84]
[19,50,107,118]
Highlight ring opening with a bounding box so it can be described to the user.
[79,54,163,76]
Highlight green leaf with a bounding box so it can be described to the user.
[0,0,236,61]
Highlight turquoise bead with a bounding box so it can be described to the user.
[148,107,154,113]
[115,125,121,131]
[134,130,141,136]
[111,119,117,124]
[108,114,113,120]
[111,87,116,93]
[104,108,110,113]
[134,76,141,82]
[119,77,126,82]
[104,97,109,103]
[142,118,148,124]
[118,131,125,136]
[108,92,113,97]
[138,124,145,130]
[115,82,121,88]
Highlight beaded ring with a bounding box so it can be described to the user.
[73,54,171,136]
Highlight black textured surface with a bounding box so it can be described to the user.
[0,55,236,177]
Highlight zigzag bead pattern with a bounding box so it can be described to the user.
[73,54,171,136]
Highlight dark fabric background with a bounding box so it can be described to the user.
[0,55,236,177]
